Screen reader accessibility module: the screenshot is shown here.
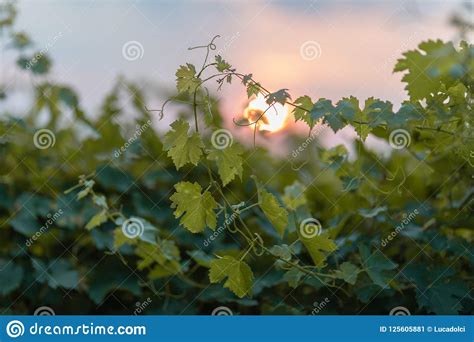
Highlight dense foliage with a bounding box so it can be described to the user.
[0,2,473,315]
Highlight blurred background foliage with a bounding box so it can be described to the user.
[0,1,473,315]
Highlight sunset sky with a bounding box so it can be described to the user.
[3,0,468,150]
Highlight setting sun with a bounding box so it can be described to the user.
[243,94,290,132]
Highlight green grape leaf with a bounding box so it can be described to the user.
[246,81,261,98]
[283,267,305,288]
[359,244,397,288]
[335,98,357,121]
[87,260,141,304]
[207,143,244,186]
[323,112,345,132]
[215,55,231,72]
[298,231,337,268]
[363,97,393,127]
[209,255,254,298]
[136,240,181,279]
[85,210,108,230]
[353,98,371,141]
[333,261,361,285]
[242,73,253,85]
[394,40,461,101]
[382,102,423,128]
[17,53,51,74]
[33,259,79,289]
[311,98,334,122]
[417,280,469,315]
[170,181,217,233]
[293,95,314,127]
[176,63,200,93]
[266,89,291,105]
[163,119,204,170]
[282,181,307,210]
[113,228,135,250]
[258,188,289,238]
[447,82,467,106]
[269,244,293,261]
[404,264,469,314]
[12,32,31,48]
[0,259,23,295]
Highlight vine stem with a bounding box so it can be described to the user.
[208,168,337,288]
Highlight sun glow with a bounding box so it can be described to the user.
[243,94,289,132]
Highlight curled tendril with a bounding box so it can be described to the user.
[251,233,265,256]
[146,95,212,121]
[145,105,164,120]
[385,167,406,194]
[279,261,295,271]
[290,160,308,171]
[188,35,220,51]
[209,35,219,51]
[341,176,359,193]
[188,35,221,71]
[228,219,239,233]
